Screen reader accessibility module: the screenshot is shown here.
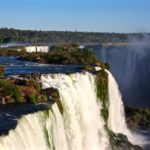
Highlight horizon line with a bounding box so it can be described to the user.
[0,27,150,34]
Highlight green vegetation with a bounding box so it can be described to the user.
[0,28,149,44]
[0,79,24,103]
[0,76,63,115]
[93,68,142,150]
[41,88,64,115]
[103,63,110,70]
[0,77,61,106]
[19,45,100,65]
[125,105,150,129]
[0,66,4,78]
[0,48,25,57]
[95,69,109,123]
[0,44,101,65]
[0,43,104,116]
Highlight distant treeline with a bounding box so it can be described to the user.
[0,28,150,44]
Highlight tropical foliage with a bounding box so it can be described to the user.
[125,105,150,129]
[0,28,149,44]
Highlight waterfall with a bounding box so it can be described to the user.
[41,72,109,150]
[25,46,49,53]
[0,70,147,150]
[0,104,67,150]
[107,71,146,146]
[0,72,109,150]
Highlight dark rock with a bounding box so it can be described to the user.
[110,132,143,150]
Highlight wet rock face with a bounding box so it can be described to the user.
[111,133,143,150]
[41,88,63,115]
[41,88,59,100]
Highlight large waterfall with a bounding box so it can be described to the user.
[107,71,146,146]
[41,72,109,150]
[0,72,109,150]
[25,46,49,53]
[0,71,146,150]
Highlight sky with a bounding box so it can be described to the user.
[0,0,150,33]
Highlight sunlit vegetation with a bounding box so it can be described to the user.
[19,45,100,65]
[0,28,128,44]
[0,44,101,65]
[0,77,60,105]
[95,69,109,123]
[0,28,149,44]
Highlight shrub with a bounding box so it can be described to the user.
[95,69,109,123]
[0,66,4,78]
[0,79,23,103]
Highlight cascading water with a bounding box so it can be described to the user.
[41,72,109,150]
[0,104,67,150]
[107,71,146,146]
[0,70,147,150]
[25,46,49,53]
[0,72,110,150]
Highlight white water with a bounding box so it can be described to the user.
[107,71,147,146]
[25,46,49,53]
[0,71,147,150]
[41,72,109,150]
[0,104,67,150]
[0,72,109,150]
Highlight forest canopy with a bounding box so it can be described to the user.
[0,28,149,44]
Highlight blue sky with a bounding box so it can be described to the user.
[0,0,150,33]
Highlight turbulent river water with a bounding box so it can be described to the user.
[0,56,83,75]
